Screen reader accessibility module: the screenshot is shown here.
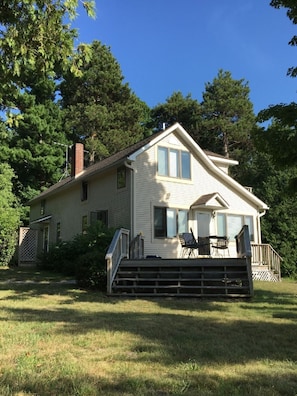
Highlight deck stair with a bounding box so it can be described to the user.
[111,257,253,297]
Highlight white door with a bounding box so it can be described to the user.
[196,212,211,237]
[196,212,211,255]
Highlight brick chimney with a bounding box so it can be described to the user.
[71,143,84,177]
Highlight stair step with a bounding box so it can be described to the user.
[111,292,251,298]
[111,257,253,297]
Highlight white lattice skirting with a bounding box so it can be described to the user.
[19,227,38,265]
[252,270,280,282]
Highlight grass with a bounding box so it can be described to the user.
[0,267,296,396]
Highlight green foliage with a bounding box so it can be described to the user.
[8,99,67,205]
[260,167,297,277]
[60,40,150,162]
[256,3,297,167]
[270,0,297,77]
[200,70,256,159]
[38,222,115,289]
[0,0,95,111]
[150,91,201,135]
[256,103,297,168]
[0,163,20,266]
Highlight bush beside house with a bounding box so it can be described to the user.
[38,222,115,290]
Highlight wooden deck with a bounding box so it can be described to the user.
[110,257,253,297]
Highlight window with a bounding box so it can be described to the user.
[90,210,108,227]
[82,215,88,234]
[81,181,88,201]
[217,213,254,241]
[154,207,188,238]
[157,147,191,179]
[117,167,126,189]
[43,225,49,252]
[56,222,61,243]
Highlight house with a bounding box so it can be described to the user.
[25,123,280,280]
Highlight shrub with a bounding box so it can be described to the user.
[0,164,20,266]
[38,222,115,290]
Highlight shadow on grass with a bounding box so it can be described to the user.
[1,304,297,365]
[2,368,297,396]
[1,273,297,395]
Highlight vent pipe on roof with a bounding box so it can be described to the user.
[71,143,84,177]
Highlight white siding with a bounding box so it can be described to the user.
[30,168,131,247]
[133,133,260,258]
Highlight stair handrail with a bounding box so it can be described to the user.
[105,228,130,294]
[251,243,282,280]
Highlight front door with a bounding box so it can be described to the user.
[196,212,211,255]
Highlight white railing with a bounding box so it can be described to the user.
[251,243,282,280]
[105,228,130,294]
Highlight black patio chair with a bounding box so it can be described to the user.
[179,232,199,258]
[211,236,230,257]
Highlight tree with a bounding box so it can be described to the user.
[150,91,201,135]
[256,2,297,168]
[8,97,67,203]
[200,70,256,159]
[60,40,150,162]
[0,163,20,266]
[270,0,297,78]
[0,0,95,113]
[0,1,95,210]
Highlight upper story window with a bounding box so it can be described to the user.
[81,181,88,201]
[157,146,191,179]
[117,167,126,189]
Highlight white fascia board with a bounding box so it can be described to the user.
[208,155,239,167]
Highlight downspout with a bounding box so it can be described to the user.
[124,160,135,238]
[257,209,266,244]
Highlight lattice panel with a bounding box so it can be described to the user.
[19,227,38,263]
[252,270,280,282]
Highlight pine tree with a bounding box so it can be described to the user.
[60,40,150,162]
[200,70,255,159]
[150,91,201,135]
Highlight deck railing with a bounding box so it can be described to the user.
[251,243,282,280]
[105,228,130,294]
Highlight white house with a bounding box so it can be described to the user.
[26,123,271,264]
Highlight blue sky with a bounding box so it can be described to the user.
[72,0,296,114]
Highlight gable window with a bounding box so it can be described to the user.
[117,167,126,189]
[90,210,108,227]
[154,207,188,238]
[157,147,191,179]
[217,213,254,241]
[81,181,88,201]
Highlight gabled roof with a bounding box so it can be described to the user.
[28,122,268,210]
[191,193,229,210]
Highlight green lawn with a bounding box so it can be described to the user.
[0,267,296,396]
